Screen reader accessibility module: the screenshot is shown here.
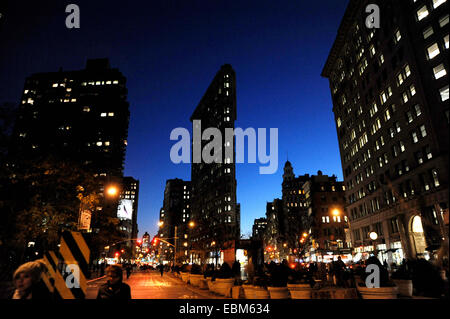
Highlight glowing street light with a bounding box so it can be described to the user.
[188,221,195,228]
[158,221,164,227]
[369,231,378,241]
[106,185,119,197]
[332,209,340,216]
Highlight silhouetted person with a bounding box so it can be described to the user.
[97,265,131,299]
[158,264,164,277]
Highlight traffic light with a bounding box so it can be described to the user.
[137,239,142,245]
[152,238,159,246]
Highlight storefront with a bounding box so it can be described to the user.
[388,241,404,266]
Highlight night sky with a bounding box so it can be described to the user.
[0,0,349,239]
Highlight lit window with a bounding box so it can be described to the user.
[433,0,446,9]
[427,43,440,59]
[417,6,429,21]
[410,85,416,96]
[412,132,419,143]
[113,80,119,84]
[444,35,449,49]
[101,113,107,117]
[420,125,427,137]
[96,81,101,85]
[106,81,112,85]
[405,64,411,77]
[440,85,449,101]
[423,26,434,39]
[439,15,449,27]
[394,30,402,43]
[96,142,103,146]
[432,169,440,187]
[66,88,72,92]
[71,98,77,102]
[81,82,87,86]
[415,104,422,116]
[83,106,91,112]
[108,112,115,117]
[52,83,58,88]
[403,92,409,103]
[433,64,447,79]
[105,141,110,146]
[397,73,404,86]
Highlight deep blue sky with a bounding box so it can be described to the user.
[1,0,349,239]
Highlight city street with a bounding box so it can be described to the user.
[86,270,228,299]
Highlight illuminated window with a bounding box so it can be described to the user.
[52,83,58,88]
[405,64,411,77]
[444,35,449,49]
[440,85,449,101]
[420,125,427,137]
[108,112,115,117]
[427,43,440,59]
[439,15,449,27]
[101,113,107,117]
[113,80,119,84]
[433,64,447,79]
[417,6,429,21]
[423,26,434,39]
[394,30,402,43]
[431,169,440,187]
[83,106,91,112]
[432,0,446,9]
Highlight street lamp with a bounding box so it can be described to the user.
[106,185,119,197]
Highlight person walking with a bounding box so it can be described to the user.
[11,260,53,300]
[125,264,132,280]
[97,265,131,299]
[158,264,164,277]
[334,256,346,287]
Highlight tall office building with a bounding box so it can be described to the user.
[12,58,129,177]
[264,199,286,262]
[190,64,240,264]
[11,58,130,239]
[322,0,448,264]
[281,161,310,250]
[117,177,140,247]
[302,172,349,263]
[157,178,191,263]
[252,218,267,241]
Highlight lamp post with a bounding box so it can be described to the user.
[158,221,195,265]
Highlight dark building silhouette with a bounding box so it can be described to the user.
[10,58,130,245]
[322,0,449,264]
[157,178,191,264]
[281,161,310,253]
[252,218,267,241]
[190,64,240,264]
[263,198,285,262]
[12,58,129,177]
